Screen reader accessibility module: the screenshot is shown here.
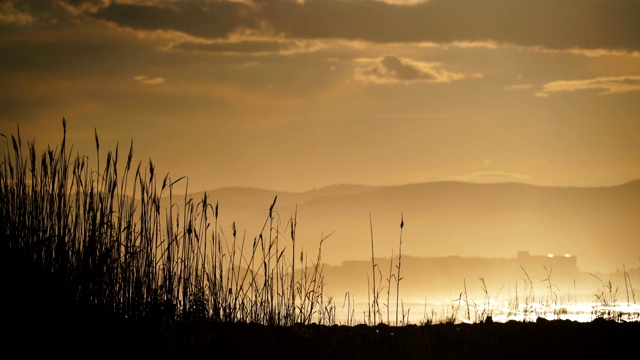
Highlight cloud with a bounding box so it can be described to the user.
[536,47,640,58]
[354,55,465,84]
[505,84,534,91]
[446,171,531,183]
[254,0,640,51]
[176,37,326,56]
[374,0,430,4]
[58,0,105,16]
[92,1,253,39]
[133,75,166,85]
[82,0,640,51]
[535,76,640,97]
[0,1,33,25]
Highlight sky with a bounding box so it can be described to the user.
[1,0,640,193]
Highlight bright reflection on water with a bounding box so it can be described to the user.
[331,301,640,325]
[470,302,640,323]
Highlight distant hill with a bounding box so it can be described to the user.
[302,184,381,198]
[175,180,640,274]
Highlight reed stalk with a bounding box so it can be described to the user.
[396,212,404,326]
[1,120,331,326]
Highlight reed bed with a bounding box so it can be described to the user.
[1,120,638,329]
[1,119,330,326]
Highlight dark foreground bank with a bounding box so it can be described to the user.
[5,316,639,360]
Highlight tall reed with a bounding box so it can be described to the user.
[369,214,378,325]
[396,212,404,326]
[3,120,637,327]
[0,120,329,326]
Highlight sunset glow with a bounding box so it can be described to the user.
[3,9,640,357]
[1,0,639,194]
[1,1,639,297]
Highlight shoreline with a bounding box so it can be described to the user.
[6,317,639,359]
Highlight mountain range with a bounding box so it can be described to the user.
[180,180,640,274]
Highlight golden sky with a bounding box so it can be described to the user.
[1,0,639,192]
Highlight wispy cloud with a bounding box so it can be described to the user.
[536,47,640,58]
[176,37,326,56]
[133,75,166,85]
[535,76,640,97]
[446,171,531,183]
[354,55,465,84]
[0,1,33,25]
[505,84,534,91]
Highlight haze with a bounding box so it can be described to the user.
[1,1,639,280]
[1,0,639,193]
[195,182,640,271]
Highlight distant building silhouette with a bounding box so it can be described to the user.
[320,251,588,302]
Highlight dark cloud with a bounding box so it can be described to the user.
[89,0,640,51]
[176,39,323,55]
[92,1,253,39]
[0,22,153,75]
[0,1,34,25]
[380,55,429,81]
[178,40,290,54]
[6,0,639,52]
[0,0,80,27]
[257,0,640,50]
[355,54,465,84]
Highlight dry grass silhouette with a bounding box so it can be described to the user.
[2,119,638,326]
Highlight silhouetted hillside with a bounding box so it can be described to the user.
[183,181,640,274]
